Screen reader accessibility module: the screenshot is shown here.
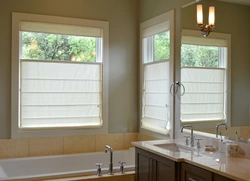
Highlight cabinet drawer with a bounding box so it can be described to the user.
[181,163,212,181]
[213,173,235,181]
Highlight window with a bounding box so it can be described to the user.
[140,10,174,136]
[11,13,109,138]
[180,30,231,128]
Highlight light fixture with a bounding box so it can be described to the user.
[196,4,215,37]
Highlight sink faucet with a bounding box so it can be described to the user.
[104,145,113,175]
[216,123,227,138]
[181,125,194,147]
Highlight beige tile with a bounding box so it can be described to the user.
[93,175,131,181]
[95,133,125,152]
[64,135,95,154]
[124,132,138,149]
[29,137,63,157]
[226,127,240,139]
[138,133,158,141]
[137,133,146,141]
[0,138,29,159]
[43,172,135,181]
[239,126,250,140]
[199,128,216,134]
[129,175,135,181]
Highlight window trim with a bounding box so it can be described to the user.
[11,12,109,138]
[140,10,175,138]
[181,29,231,129]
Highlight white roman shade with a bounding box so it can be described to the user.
[142,21,169,38]
[20,60,102,129]
[141,62,170,134]
[182,36,227,47]
[181,67,225,122]
[20,21,102,37]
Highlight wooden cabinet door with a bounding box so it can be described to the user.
[181,163,212,181]
[136,148,178,181]
[136,148,151,181]
[155,159,176,181]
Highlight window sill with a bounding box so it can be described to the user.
[139,127,170,140]
[181,119,228,130]
[11,125,108,138]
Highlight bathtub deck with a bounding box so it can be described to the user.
[43,171,135,181]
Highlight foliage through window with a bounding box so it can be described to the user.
[154,31,170,61]
[181,44,219,67]
[22,32,98,62]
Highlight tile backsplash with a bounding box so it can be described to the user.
[199,126,250,141]
[0,133,157,159]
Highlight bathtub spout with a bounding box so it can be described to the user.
[104,145,113,175]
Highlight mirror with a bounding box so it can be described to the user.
[181,0,250,142]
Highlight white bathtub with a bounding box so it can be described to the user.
[0,147,135,181]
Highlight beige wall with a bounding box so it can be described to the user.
[0,0,138,138]
[182,1,250,127]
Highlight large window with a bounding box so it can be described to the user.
[140,10,174,136]
[11,13,109,138]
[180,30,231,128]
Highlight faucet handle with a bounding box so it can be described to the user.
[118,161,126,173]
[195,138,202,148]
[96,163,103,168]
[119,161,126,166]
[183,135,190,145]
[95,163,103,176]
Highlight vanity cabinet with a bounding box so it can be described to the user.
[135,148,179,181]
[135,147,235,181]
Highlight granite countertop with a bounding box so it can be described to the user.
[132,139,250,181]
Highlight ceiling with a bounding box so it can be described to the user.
[218,0,250,6]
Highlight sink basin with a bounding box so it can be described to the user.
[154,143,192,153]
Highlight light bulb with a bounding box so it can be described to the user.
[197,4,203,24]
[209,6,215,25]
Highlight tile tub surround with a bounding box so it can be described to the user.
[0,133,139,159]
[0,133,159,159]
[132,139,250,181]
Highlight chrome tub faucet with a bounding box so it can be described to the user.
[104,145,113,175]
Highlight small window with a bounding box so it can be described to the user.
[140,10,174,136]
[12,13,109,138]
